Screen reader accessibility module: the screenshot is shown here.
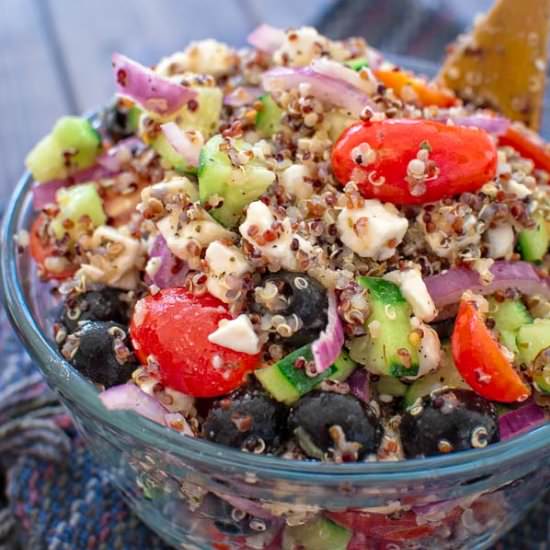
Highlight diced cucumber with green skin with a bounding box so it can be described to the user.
[26,116,101,182]
[404,346,470,407]
[151,133,193,174]
[255,348,356,405]
[344,58,370,71]
[25,135,66,183]
[282,517,352,550]
[518,213,549,262]
[256,94,283,137]
[489,298,533,355]
[50,183,106,240]
[517,319,550,394]
[150,87,222,173]
[355,277,419,377]
[198,134,275,227]
[376,376,408,397]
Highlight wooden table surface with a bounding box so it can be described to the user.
[0,0,333,205]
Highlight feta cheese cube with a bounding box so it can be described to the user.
[486,223,515,259]
[205,241,251,302]
[208,315,260,354]
[279,164,313,200]
[337,200,408,260]
[384,268,437,322]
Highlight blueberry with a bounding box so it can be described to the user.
[253,271,328,347]
[65,321,137,387]
[203,391,288,451]
[288,392,382,461]
[400,389,499,458]
[60,287,129,333]
[199,494,272,536]
[101,100,138,142]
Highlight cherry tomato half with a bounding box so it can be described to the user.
[130,288,261,397]
[331,119,497,205]
[451,295,531,403]
[29,213,76,280]
[328,510,435,544]
[499,124,550,173]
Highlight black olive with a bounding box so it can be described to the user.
[400,389,499,458]
[101,100,138,142]
[199,494,272,536]
[67,321,137,387]
[60,287,129,333]
[252,271,328,347]
[203,390,288,451]
[288,392,382,461]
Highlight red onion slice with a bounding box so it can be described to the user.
[112,52,196,116]
[97,137,145,172]
[247,24,285,53]
[32,164,118,210]
[348,368,370,403]
[99,384,166,424]
[424,261,550,310]
[224,86,262,107]
[160,122,202,167]
[440,113,510,136]
[262,67,377,117]
[147,234,189,289]
[311,291,345,374]
[499,402,547,440]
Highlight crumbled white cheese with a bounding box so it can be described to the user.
[157,210,234,265]
[337,200,408,260]
[78,226,141,289]
[156,39,238,77]
[205,241,251,302]
[503,179,532,199]
[486,223,515,259]
[406,317,442,380]
[208,315,260,355]
[384,268,437,322]
[240,201,312,270]
[141,176,198,205]
[273,27,329,67]
[279,164,313,200]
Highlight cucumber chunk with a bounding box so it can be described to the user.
[352,277,419,377]
[282,516,352,550]
[376,376,408,397]
[255,348,356,405]
[517,319,550,394]
[25,135,66,183]
[198,134,275,227]
[256,94,283,137]
[151,86,223,173]
[345,58,370,71]
[518,213,549,262]
[50,183,106,240]
[404,345,470,407]
[489,298,533,355]
[26,116,101,182]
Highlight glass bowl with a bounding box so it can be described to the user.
[2,63,550,550]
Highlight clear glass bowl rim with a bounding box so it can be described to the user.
[1,120,549,487]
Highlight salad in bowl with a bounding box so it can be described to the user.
[3,10,550,550]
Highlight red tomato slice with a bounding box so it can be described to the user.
[130,288,260,397]
[499,125,550,173]
[451,296,531,403]
[327,510,435,543]
[29,214,76,280]
[331,119,497,205]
